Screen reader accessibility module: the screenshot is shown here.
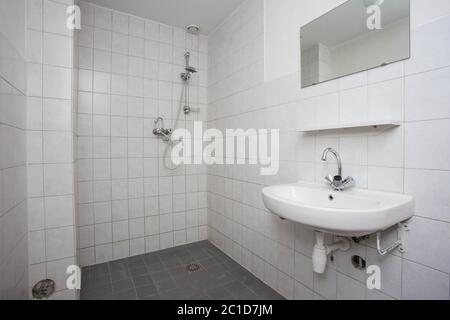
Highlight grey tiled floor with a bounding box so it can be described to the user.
[80,241,285,300]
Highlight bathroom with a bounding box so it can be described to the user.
[0,0,449,302]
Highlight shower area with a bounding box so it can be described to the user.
[75,2,209,272]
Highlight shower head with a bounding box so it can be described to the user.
[183,52,197,74]
[186,24,200,35]
[185,66,197,74]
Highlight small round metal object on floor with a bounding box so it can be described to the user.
[32,279,56,299]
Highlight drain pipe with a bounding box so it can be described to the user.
[312,231,351,274]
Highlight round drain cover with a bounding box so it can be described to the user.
[186,263,200,272]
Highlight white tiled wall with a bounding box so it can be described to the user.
[207,0,450,300]
[0,0,29,300]
[75,2,209,267]
[26,0,78,300]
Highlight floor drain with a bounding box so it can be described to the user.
[186,263,200,272]
[32,279,55,299]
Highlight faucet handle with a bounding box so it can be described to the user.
[342,176,355,188]
[324,175,333,184]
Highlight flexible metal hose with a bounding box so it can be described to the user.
[162,80,188,170]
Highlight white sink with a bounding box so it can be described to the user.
[262,181,415,237]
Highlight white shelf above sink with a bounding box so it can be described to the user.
[298,120,401,135]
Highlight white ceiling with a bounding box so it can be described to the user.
[83,0,246,35]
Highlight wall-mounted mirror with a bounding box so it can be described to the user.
[301,0,410,88]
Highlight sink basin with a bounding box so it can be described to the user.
[262,181,415,237]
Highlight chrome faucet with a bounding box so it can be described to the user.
[321,148,355,191]
[153,117,172,142]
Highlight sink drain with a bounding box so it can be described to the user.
[186,263,200,272]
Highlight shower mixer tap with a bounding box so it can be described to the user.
[153,117,172,141]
